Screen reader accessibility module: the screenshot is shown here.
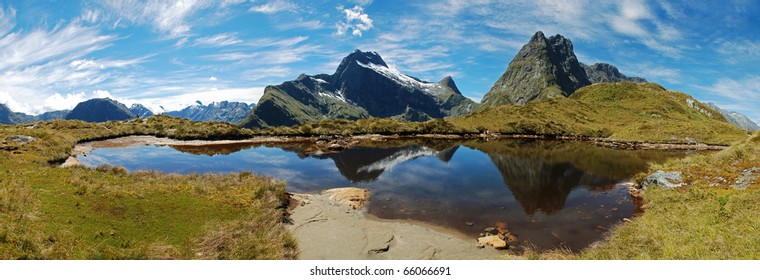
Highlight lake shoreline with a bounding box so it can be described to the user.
[285,188,509,260]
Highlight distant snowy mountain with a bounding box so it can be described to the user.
[129,104,154,118]
[705,102,759,130]
[165,101,254,123]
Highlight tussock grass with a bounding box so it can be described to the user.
[0,116,295,259]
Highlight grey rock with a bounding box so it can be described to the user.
[730,167,758,190]
[6,135,36,145]
[641,170,683,189]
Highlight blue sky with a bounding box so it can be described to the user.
[0,0,758,123]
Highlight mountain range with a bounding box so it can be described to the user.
[1,31,757,132]
[240,50,475,128]
[165,101,254,123]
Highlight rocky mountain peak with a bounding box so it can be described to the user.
[333,49,388,79]
[439,76,463,95]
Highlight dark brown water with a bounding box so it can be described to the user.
[78,138,697,251]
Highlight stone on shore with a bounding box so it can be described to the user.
[641,170,683,189]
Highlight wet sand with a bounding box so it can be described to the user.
[287,189,506,260]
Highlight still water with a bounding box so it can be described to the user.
[78,138,696,251]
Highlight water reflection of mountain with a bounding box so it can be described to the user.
[291,144,459,182]
[170,138,684,215]
[170,143,259,156]
[464,139,681,215]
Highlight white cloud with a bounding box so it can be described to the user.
[42,92,87,112]
[249,0,296,14]
[209,76,218,81]
[100,0,213,38]
[334,5,373,37]
[79,9,101,23]
[194,32,242,47]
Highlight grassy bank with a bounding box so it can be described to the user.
[0,117,295,259]
[577,131,760,259]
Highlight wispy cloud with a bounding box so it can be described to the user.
[0,5,15,37]
[99,0,213,38]
[334,5,373,37]
[700,76,760,102]
[193,32,242,47]
[0,20,144,114]
[248,0,296,14]
[275,20,324,30]
[716,39,760,64]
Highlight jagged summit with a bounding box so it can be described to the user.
[439,76,463,96]
[481,31,645,108]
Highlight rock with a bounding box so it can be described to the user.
[477,235,508,250]
[6,135,36,145]
[322,187,370,209]
[641,170,683,189]
[730,167,758,190]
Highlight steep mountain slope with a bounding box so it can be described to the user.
[481,31,643,107]
[241,50,475,128]
[0,104,29,124]
[65,98,135,122]
[705,102,759,130]
[452,82,747,145]
[129,104,154,118]
[166,101,253,123]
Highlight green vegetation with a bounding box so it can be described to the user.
[452,83,748,145]
[578,131,760,259]
[254,117,478,136]
[0,116,295,259]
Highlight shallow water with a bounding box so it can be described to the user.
[78,138,697,251]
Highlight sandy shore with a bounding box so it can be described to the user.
[287,189,505,260]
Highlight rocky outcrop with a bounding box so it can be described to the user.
[481,31,590,107]
[65,98,135,122]
[705,102,759,131]
[241,50,475,128]
[583,63,647,84]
